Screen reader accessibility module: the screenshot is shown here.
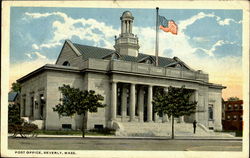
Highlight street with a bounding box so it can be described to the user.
[8,137,242,151]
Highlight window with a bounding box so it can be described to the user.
[40,94,44,119]
[94,124,104,130]
[233,115,237,120]
[145,59,152,64]
[227,115,231,120]
[31,96,34,117]
[62,61,70,66]
[117,87,121,116]
[208,105,213,120]
[240,115,243,121]
[111,53,119,60]
[239,104,243,110]
[62,124,72,130]
[22,99,26,116]
[227,104,232,110]
[234,104,238,109]
[175,64,182,68]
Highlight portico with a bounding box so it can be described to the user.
[110,81,199,124]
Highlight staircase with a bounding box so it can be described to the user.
[114,122,232,137]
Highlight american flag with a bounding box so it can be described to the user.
[159,15,178,35]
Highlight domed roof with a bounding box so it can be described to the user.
[121,11,133,19]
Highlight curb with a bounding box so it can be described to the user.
[8,134,242,141]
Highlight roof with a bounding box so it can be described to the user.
[8,92,18,102]
[225,100,243,105]
[72,43,181,68]
[17,64,81,83]
[73,43,115,59]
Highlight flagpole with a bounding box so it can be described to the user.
[155,7,159,66]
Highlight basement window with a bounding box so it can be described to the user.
[94,124,104,130]
[62,124,72,130]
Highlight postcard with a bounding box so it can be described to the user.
[1,1,249,158]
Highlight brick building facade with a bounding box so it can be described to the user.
[222,100,243,131]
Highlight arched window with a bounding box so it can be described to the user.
[62,61,70,66]
[175,63,182,68]
[145,59,152,64]
[111,53,119,60]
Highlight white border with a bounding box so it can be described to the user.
[1,1,249,158]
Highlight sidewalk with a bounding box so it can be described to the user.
[8,133,242,140]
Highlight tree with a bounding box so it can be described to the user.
[8,103,22,125]
[227,96,240,101]
[53,84,106,138]
[152,86,197,139]
[11,82,21,92]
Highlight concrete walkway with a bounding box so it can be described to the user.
[8,134,242,140]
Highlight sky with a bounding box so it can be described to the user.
[9,7,243,100]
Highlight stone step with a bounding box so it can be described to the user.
[115,121,211,137]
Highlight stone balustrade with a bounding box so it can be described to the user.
[83,58,209,82]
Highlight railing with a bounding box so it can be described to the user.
[83,58,209,82]
[111,60,208,82]
[115,37,138,45]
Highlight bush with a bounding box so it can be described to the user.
[235,130,242,137]
[35,130,82,135]
[9,121,38,138]
[8,104,21,125]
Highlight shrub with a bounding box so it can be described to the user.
[9,121,38,138]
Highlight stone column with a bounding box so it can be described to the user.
[138,87,144,122]
[195,90,199,121]
[214,93,223,131]
[147,85,153,122]
[126,21,128,33]
[121,85,127,121]
[121,21,123,34]
[129,83,136,121]
[111,81,117,121]
[129,21,132,33]
[123,21,126,34]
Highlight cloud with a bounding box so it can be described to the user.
[32,44,39,50]
[217,18,242,26]
[25,12,68,19]
[25,53,32,59]
[178,12,241,32]
[218,18,232,25]
[25,51,47,59]
[192,37,209,42]
[178,12,215,32]
[195,40,237,56]
[25,12,119,50]
[32,42,62,50]
[33,52,47,59]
